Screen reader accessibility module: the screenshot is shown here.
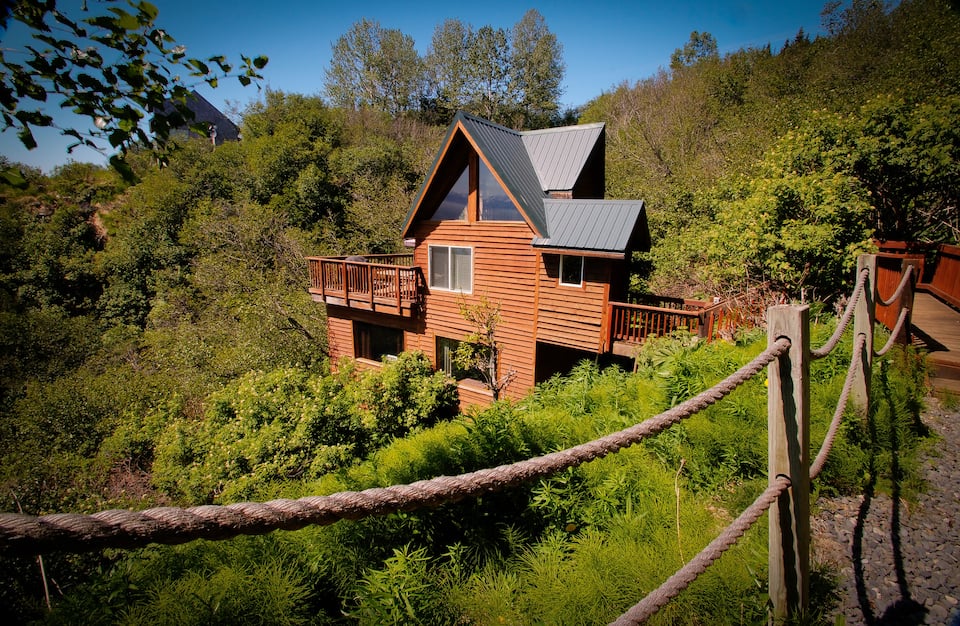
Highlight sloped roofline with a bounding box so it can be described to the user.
[402,112,550,238]
[400,112,647,257]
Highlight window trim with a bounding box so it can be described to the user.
[559,254,584,287]
[428,244,473,293]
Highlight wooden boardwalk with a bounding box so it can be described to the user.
[911,292,960,393]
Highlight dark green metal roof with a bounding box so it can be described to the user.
[457,112,548,234]
[532,199,649,256]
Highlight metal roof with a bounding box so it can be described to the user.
[401,112,647,251]
[532,199,649,256]
[458,113,549,234]
[521,122,604,192]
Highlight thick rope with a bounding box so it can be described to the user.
[876,264,913,307]
[810,332,866,480]
[610,475,792,625]
[874,307,909,357]
[0,339,791,556]
[811,268,868,360]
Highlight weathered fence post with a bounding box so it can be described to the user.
[767,305,810,622]
[853,254,876,413]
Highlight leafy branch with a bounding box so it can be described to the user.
[0,0,268,179]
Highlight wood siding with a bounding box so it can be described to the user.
[411,220,539,400]
[536,253,612,353]
[325,305,423,364]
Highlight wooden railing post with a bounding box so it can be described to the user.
[767,304,810,622]
[899,258,918,345]
[853,254,876,414]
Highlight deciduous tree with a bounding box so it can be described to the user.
[325,18,424,116]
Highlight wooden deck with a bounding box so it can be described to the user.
[911,292,960,394]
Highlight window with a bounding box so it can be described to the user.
[436,336,472,379]
[560,255,584,287]
[479,160,523,221]
[428,165,468,221]
[429,245,472,292]
[354,322,403,361]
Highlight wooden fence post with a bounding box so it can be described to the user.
[853,255,876,413]
[767,304,810,622]
[899,258,918,345]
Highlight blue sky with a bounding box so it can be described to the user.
[0,0,832,172]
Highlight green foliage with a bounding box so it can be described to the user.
[0,0,266,176]
[44,535,314,626]
[350,545,454,625]
[586,0,960,298]
[32,328,931,623]
[328,11,566,128]
[152,354,457,503]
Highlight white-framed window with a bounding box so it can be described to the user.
[560,255,584,287]
[429,245,473,292]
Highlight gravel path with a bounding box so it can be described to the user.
[813,396,960,625]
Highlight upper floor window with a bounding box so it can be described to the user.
[429,245,472,292]
[479,160,523,221]
[425,151,523,223]
[428,165,469,221]
[560,255,584,287]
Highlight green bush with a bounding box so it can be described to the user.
[151,353,458,503]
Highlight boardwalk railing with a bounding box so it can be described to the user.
[921,243,960,309]
[307,254,423,315]
[0,254,917,624]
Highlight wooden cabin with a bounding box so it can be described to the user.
[308,112,651,406]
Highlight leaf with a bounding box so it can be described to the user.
[109,154,136,182]
[187,59,210,75]
[108,129,128,148]
[0,166,29,189]
[138,1,160,22]
[17,126,38,150]
[106,8,142,31]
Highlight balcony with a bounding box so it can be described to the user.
[307,254,425,317]
[607,295,736,355]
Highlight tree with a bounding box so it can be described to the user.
[509,9,564,128]
[424,19,473,118]
[466,26,512,123]
[0,0,268,179]
[670,31,719,71]
[454,296,516,401]
[324,19,425,116]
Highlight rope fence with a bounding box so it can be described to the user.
[0,254,917,624]
[0,340,790,556]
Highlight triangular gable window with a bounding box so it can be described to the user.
[427,165,468,221]
[479,160,523,221]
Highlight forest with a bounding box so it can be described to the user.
[0,0,958,623]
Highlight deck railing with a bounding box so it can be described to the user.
[306,255,422,314]
[608,298,736,345]
[923,244,960,309]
